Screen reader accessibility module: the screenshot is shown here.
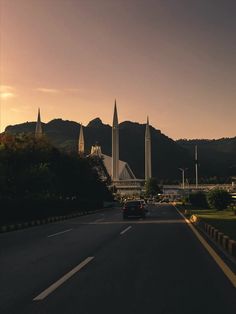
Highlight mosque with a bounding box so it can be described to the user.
[35,101,152,196]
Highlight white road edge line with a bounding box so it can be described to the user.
[120,226,132,235]
[33,256,94,301]
[47,229,72,238]
[173,204,236,288]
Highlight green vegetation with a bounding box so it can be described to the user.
[0,133,112,224]
[177,204,236,240]
[145,177,162,197]
[188,188,232,210]
[207,189,231,210]
[191,209,236,241]
[189,191,208,208]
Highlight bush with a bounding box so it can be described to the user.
[207,189,231,210]
[145,178,161,197]
[189,191,208,208]
[0,133,113,222]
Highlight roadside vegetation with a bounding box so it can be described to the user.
[178,189,236,241]
[144,177,162,198]
[0,133,113,225]
[190,209,236,241]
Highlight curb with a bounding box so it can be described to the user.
[190,214,236,260]
[0,208,106,234]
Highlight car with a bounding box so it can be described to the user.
[122,200,146,219]
[137,199,147,208]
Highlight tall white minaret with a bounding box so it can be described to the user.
[195,145,198,188]
[112,100,119,181]
[35,108,43,138]
[145,116,152,181]
[78,123,85,156]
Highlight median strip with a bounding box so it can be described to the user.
[47,229,72,238]
[173,205,236,288]
[33,256,94,301]
[120,226,132,235]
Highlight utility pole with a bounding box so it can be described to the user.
[195,145,198,189]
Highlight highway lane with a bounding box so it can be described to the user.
[0,207,124,313]
[1,204,236,314]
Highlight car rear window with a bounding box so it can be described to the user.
[126,201,140,207]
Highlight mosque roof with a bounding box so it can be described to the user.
[102,154,136,180]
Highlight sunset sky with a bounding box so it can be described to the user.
[1,0,236,139]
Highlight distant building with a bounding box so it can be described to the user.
[90,143,136,180]
[77,101,150,195]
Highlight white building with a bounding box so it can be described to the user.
[78,101,151,196]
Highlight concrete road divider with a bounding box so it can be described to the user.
[228,240,236,257]
[189,215,236,260]
[0,208,107,233]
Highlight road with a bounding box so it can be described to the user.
[0,204,235,314]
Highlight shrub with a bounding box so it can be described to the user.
[207,189,231,210]
[145,178,162,197]
[189,191,208,208]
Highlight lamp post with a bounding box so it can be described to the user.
[179,168,188,190]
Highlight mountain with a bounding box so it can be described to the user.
[5,119,236,182]
[177,138,236,180]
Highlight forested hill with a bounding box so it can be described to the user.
[5,119,236,182]
[177,138,236,181]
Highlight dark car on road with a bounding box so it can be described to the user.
[122,200,146,219]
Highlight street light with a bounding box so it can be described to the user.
[179,168,188,189]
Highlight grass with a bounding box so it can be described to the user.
[195,210,236,241]
[178,205,236,241]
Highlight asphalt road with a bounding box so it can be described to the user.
[0,204,235,314]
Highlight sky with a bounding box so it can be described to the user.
[0,0,236,139]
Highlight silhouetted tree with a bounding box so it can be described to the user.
[207,189,231,210]
[145,178,162,197]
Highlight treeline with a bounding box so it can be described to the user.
[0,133,112,222]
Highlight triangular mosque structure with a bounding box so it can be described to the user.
[78,100,152,196]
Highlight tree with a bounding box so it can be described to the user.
[207,189,231,210]
[189,191,208,208]
[145,178,162,197]
[0,133,112,204]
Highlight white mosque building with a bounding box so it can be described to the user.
[35,102,152,196]
[78,101,152,196]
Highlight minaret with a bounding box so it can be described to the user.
[195,145,198,188]
[145,116,152,181]
[78,123,85,156]
[112,100,119,181]
[35,108,43,138]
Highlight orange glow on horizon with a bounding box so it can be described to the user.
[1,0,235,139]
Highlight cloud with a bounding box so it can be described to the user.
[0,85,14,92]
[64,88,80,93]
[0,92,15,99]
[0,85,16,98]
[36,88,60,93]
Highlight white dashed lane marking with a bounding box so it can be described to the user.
[47,229,72,238]
[120,226,132,235]
[33,257,94,301]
